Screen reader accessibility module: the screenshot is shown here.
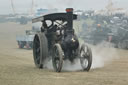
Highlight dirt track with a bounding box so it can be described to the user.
[0,22,128,85]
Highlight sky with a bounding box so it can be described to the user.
[0,0,128,14]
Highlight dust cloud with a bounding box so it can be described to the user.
[91,41,119,69]
[44,41,119,71]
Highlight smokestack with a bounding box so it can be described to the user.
[66,8,73,31]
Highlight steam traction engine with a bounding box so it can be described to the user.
[32,8,92,72]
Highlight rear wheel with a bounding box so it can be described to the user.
[52,44,63,72]
[80,44,92,71]
[33,33,48,68]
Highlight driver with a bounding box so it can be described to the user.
[41,20,57,33]
[41,20,58,49]
[41,21,48,32]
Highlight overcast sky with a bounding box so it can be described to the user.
[0,0,128,14]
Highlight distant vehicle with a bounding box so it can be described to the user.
[79,14,128,49]
[6,14,32,25]
[81,23,111,45]
[16,28,40,49]
[18,16,29,25]
[110,26,128,49]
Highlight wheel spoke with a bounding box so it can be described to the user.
[81,50,86,57]
[81,57,88,67]
[36,56,40,63]
[55,60,59,68]
[35,40,40,47]
[36,47,40,53]
[54,48,59,58]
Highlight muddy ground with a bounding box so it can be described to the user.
[0,22,128,85]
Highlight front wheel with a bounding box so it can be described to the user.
[52,44,63,72]
[80,44,92,71]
